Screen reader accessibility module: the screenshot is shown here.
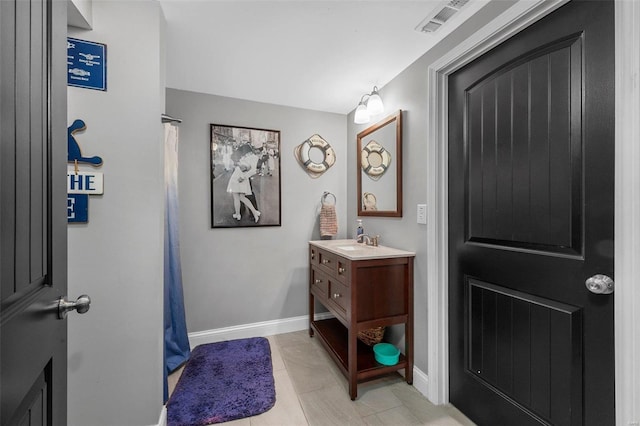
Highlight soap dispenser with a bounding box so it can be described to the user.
[356,219,364,240]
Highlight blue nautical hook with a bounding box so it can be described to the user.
[68,119,103,166]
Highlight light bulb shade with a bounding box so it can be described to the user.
[366,89,384,116]
[354,102,370,124]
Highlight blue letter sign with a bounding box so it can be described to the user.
[68,194,89,223]
[67,172,104,194]
[67,38,107,91]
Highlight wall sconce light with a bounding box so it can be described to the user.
[354,86,384,124]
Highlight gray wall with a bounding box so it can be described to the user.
[166,89,347,332]
[67,2,165,425]
[346,0,516,375]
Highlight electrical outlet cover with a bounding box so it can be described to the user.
[417,204,427,224]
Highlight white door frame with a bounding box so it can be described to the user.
[425,1,640,423]
[612,1,640,425]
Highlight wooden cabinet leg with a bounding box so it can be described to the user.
[348,328,358,400]
[309,289,315,337]
[349,384,357,401]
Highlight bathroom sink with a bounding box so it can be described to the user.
[335,244,374,251]
[311,239,415,261]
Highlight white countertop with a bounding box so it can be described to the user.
[309,239,415,260]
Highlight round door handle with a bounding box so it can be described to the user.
[338,267,345,274]
[58,295,91,319]
[585,274,614,294]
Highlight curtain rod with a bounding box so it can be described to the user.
[161,113,182,124]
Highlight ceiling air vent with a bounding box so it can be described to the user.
[415,0,470,34]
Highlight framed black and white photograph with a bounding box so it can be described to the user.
[210,124,281,228]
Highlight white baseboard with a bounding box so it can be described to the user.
[187,312,333,348]
[411,365,430,400]
[157,406,166,426]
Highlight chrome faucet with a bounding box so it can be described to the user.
[357,234,379,246]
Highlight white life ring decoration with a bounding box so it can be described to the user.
[362,192,378,211]
[361,140,391,179]
[294,134,336,178]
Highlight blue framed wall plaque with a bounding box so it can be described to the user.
[67,37,107,91]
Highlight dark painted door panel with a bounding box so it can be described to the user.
[1,0,68,424]
[449,1,614,425]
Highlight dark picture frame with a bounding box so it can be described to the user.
[210,124,281,228]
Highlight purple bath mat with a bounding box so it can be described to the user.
[167,337,276,426]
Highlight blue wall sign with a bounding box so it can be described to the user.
[68,194,89,223]
[67,119,104,224]
[67,38,107,91]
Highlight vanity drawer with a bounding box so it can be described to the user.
[311,267,329,300]
[334,258,350,285]
[309,246,320,267]
[316,248,350,284]
[329,280,349,316]
[317,249,337,275]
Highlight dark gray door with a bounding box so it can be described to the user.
[1,0,68,424]
[448,1,614,425]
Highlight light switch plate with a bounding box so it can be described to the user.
[417,204,427,224]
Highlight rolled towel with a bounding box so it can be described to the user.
[320,203,338,237]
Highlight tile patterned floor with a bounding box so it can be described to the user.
[168,330,476,426]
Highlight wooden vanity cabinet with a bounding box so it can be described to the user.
[308,240,415,400]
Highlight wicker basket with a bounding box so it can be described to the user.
[357,326,385,346]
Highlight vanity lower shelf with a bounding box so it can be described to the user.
[310,317,408,379]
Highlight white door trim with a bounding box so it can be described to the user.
[614,2,640,425]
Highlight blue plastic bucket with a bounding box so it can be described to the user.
[373,343,400,366]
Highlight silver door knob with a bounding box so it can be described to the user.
[585,274,614,294]
[58,295,91,319]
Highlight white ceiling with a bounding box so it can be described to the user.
[160,0,491,114]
